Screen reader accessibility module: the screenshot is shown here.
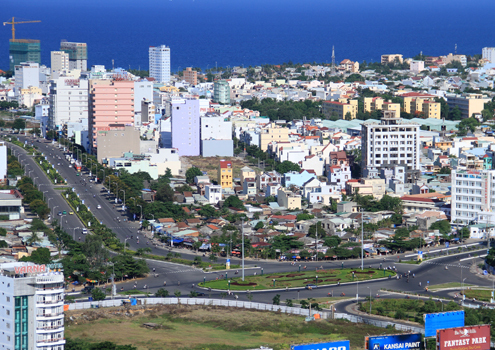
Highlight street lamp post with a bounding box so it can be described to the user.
[356,276,359,302]
[361,207,364,270]
[113,182,119,203]
[137,205,143,222]
[71,227,80,240]
[124,238,129,254]
[367,287,372,314]
[120,189,126,210]
[109,262,115,299]
[60,215,66,230]
[43,191,48,201]
[52,206,59,219]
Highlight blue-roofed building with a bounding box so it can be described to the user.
[283,170,316,188]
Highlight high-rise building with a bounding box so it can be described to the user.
[9,39,41,71]
[361,110,420,177]
[50,51,69,78]
[0,262,65,350]
[451,169,495,226]
[183,67,198,85]
[48,77,89,132]
[482,47,495,64]
[149,45,171,84]
[60,41,88,71]
[171,98,200,156]
[213,80,230,104]
[0,142,7,182]
[14,62,40,95]
[88,80,135,153]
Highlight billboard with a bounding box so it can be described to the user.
[365,334,422,350]
[291,340,350,350]
[437,325,490,350]
[424,311,464,337]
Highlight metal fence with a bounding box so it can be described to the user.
[334,312,425,334]
[68,297,329,318]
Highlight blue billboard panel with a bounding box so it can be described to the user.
[366,334,422,350]
[291,340,350,350]
[424,310,464,337]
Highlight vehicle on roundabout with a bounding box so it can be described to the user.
[305,284,317,290]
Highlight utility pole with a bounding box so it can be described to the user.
[242,219,245,282]
[361,207,364,270]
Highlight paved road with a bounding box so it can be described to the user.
[7,134,495,305]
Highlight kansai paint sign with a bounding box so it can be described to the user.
[365,334,422,350]
[14,264,47,274]
[438,325,490,350]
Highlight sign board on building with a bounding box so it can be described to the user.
[424,311,464,337]
[365,334,422,350]
[65,79,80,87]
[14,264,47,274]
[291,340,350,350]
[437,325,490,350]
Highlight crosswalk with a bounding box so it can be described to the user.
[423,261,470,269]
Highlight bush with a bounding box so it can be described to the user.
[394,309,407,320]
[155,288,169,297]
[91,288,106,301]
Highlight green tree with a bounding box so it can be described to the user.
[272,294,281,305]
[275,160,301,174]
[199,205,218,218]
[82,236,109,270]
[91,288,106,301]
[285,299,293,307]
[429,220,451,235]
[155,183,175,202]
[296,213,314,221]
[0,240,8,248]
[155,288,169,297]
[254,221,264,230]
[449,106,463,121]
[12,118,26,131]
[223,195,245,210]
[20,247,51,264]
[0,228,6,236]
[457,117,480,135]
[185,167,203,183]
[174,290,182,297]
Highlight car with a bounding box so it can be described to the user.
[305,284,318,290]
[82,228,88,235]
[58,211,63,216]
[97,205,101,209]
[69,211,74,215]
[81,285,94,294]
[62,210,67,215]
[68,165,72,168]
[76,173,80,176]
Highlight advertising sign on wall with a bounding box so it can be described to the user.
[365,334,422,350]
[424,311,465,337]
[437,325,490,350]
[291,340,350,350]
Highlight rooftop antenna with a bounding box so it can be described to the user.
[455,44,457,55]
[112,59,115,71]
[331,45,336,75]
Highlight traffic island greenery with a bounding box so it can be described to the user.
[463,289,493,302]
[199,268,394,290]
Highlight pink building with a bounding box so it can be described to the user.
[89,79,135,153]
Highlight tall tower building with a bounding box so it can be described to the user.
[361,110,420,177]
[9,39,41,71]
[60,41,88,71]
[0,262,65,350]
[48,77,89,132]
[149,45,171,84]
[213,80,230,104]
[50,51,69,78]
[88,79,135,154]
[171,98,200,156]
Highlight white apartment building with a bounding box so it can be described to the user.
[482,47,495,64]
[205,184,222,204]
[0,262,65,350]
[14,62,40,95]
[50,51,69,78]
[149,45,171,84]
[48,77,89,131]
[134,80,154,113]
[0,142,6,182]
[200,115,232,140]
[361,110,420,176]
[451,169,495,226]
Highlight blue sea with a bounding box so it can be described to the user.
[2,0,495,72]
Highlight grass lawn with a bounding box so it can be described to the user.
[463,289,493,302]
[117,289,148,295]
[65,304,401,350]
[428,282,476,291]
[200,268,394,290]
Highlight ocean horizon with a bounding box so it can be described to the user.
[2,0,495,72]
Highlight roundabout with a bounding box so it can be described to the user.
[199,268,396,290]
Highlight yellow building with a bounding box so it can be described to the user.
[363,97,400,115]
[259,123,289,151]
[277,188,302,210]
[446,93,489,119]
[322,99,358,120]
[218,159,233,189]
[240,166,256,183]
[159,85,180,93]
[399,92,437,114]
[422,101,441,119]
[381,54,403,64]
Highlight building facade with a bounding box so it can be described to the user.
[361,110,420,176]
[9,39,40,71]
[482,47,495,64]
[49,51,69,78]
[149,45,171,84]
[218,159,233,189]
[60,41,88,71]
[88,79,135,153]
[96,125,140,163]
[446,93,489,119]
[171,99,200,156]
[0,262,65,350]
[14,62,39,95]
[183,67,198,85]
[322,99,358,120]
[259,123,289,151]
[48,77,89,131]
[213,80,230,104]
[381,54,403,64]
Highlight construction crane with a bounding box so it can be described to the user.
[3,17,41,41]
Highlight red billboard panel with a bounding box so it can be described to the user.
[438,325,490,350]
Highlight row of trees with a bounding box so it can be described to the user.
[240,98,322,121]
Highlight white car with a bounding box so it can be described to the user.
[82,228,88,235]
[97,205,101,209]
